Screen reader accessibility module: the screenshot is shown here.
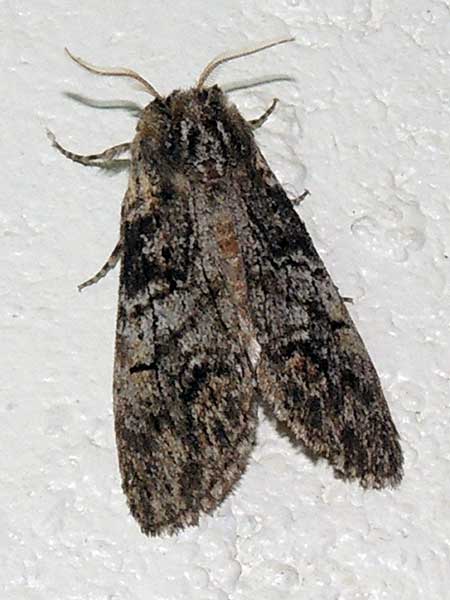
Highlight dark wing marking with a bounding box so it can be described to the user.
[239,151,403,488]
[113,166,257,536]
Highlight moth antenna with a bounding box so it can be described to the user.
[64,48,162,99]
[197,36,295,89]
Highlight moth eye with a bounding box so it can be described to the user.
[148,100,171,125]
[197,89,208,102]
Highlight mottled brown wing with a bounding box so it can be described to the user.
[113,176,257,536]
[239,152,403,488]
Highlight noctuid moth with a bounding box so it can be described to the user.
[49,37,403,536]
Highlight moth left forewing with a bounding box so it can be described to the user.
[113,153,258,536]
[236,145,403,488]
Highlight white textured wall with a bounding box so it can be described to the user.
[2,1,449,598]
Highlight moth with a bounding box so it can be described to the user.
[49,37,403,536]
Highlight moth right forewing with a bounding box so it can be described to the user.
[233,145,403,489]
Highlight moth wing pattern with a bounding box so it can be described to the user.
[113,153,257,536]
[236,148,403,488]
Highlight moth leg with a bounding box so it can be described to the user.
[291,190,310,206]
[47,129,131,166]
[249,98,278,130]
[78,239,122,292]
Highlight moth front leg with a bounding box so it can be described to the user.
[248,98,278,130]
[47,129,131,166]
[78,239,123,291]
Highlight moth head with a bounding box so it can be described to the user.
[137,86,250,179]
[63,37,294,177]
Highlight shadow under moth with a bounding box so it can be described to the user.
[49,37,403,536]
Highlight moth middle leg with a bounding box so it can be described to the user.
[78,239,123,291]
[291,190,310,206]
[47,130,131,166]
